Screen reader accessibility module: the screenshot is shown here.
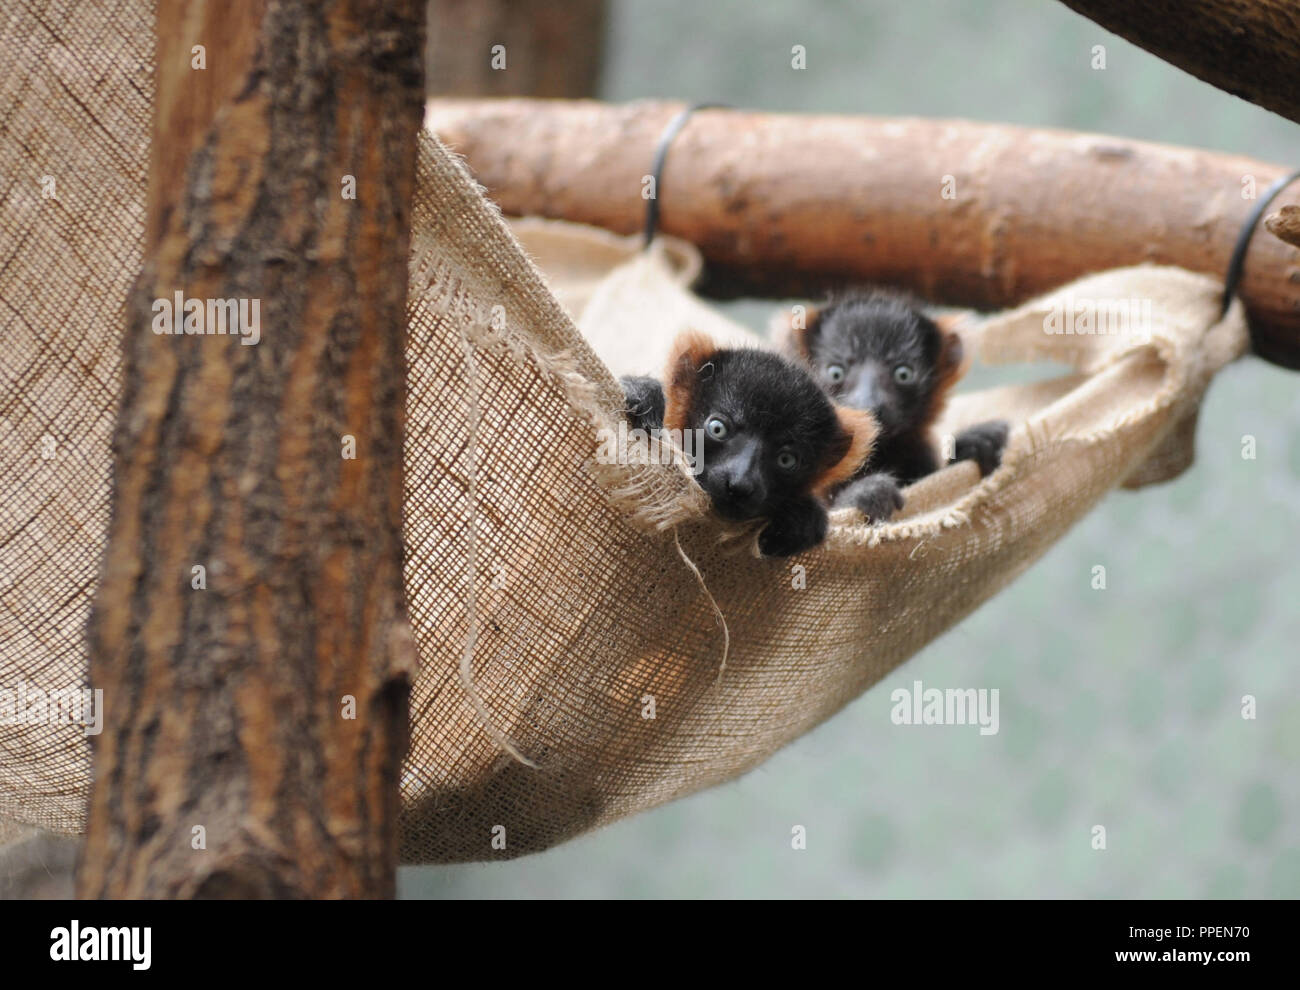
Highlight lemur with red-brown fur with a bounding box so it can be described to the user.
[620,329,878,557]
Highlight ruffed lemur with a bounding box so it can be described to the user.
[620,330,878,557]
[779,289,1009,521]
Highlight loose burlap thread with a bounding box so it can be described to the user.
[1,0,1247,863]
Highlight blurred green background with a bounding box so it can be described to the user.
[402,0,1300,898]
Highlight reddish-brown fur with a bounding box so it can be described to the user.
[663,329,718,435]
[813,406,877,496]
[662,329,876,496]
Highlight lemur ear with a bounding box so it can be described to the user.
[663,329,720,434]
[931,311,975,378]
[916,320,971,433]
[932,311,969,334]
[811,405,878,497]
[935,327,969,387]
[771,303,822,362]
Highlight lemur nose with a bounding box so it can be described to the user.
[851,382,882,411]
[725,473,754,499]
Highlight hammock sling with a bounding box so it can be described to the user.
[0,1,1248,863]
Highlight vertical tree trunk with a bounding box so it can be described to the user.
[424,0,607,97]
[78,0,424,898]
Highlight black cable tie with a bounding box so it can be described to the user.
[1221,166,1300,317]
[642,102,731,250]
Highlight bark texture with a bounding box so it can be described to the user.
[1266,206,1300,249]
[1059,0,1300,127]
[426,98,1300,369]
[424,0,606,97]
[79,0,424,898]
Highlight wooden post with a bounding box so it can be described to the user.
[79,0,424,898]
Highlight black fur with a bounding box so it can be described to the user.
[621,375,665,428]
[805,291,948,444]
[952,419,1009,477]
[831,472,905,522]
[619,349,851,558]
[795,290,1008,515]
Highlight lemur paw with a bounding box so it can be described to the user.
[952,420,1009,477]
[758,500,829,558]
[618,375,666,431]
[832,473,905,524]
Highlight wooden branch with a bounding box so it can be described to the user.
[426,98,1300,369]
[1057,0,1300,127]
[80,0,424,898]
[424,0,606,97]
[1266,206,1300,248]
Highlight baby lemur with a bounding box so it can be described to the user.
[620,330,875,557]
[779,290,1009,522]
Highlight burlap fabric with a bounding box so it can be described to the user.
[1,0,1247,863]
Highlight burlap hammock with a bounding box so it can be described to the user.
[0,0,1247,863]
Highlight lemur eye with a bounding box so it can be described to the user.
[893,364,915,384]
[705,416,728,439]
[776,450,799,472]
[826,364,846,385]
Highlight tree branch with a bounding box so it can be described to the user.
[1057,0,1300,126]
[427,98,1300,369]
[1266,205,1300,248]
